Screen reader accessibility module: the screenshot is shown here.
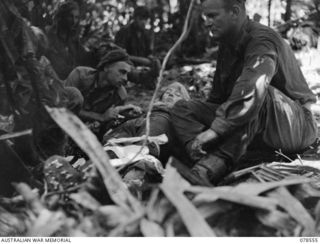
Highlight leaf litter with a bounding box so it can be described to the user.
[1,107,320,237]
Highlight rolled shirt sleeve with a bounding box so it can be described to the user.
[64,66,96,92]
[65,68,81,88]
[211,40,278,136]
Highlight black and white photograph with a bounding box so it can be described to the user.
[1,0,320,240]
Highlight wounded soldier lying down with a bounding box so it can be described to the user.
[103,82,190,164]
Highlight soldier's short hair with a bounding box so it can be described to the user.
[97,49,132,70]
[223,0,246,10]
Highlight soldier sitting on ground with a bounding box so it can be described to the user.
[170,0,318,186]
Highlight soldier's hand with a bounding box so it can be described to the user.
[190,138,207,161]
[126,104,143,114]
[119,104,143,115]
[190,130,218,161]
[102,106,120,121]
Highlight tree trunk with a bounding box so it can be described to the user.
[284,0,293,22]
[268,0,272,27]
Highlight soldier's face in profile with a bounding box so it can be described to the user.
[202,0,234,40]
[161,87,184,108]
[101,61,131,88]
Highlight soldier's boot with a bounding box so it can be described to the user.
[191,154,229,186]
